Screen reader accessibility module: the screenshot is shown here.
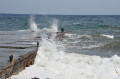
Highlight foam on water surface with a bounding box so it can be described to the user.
[11,45,120,79]
[11,28,120,79]
[10,17,120,79]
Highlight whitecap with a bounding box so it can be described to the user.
[101,34,114,39]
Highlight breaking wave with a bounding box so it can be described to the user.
[11,26,120,79]
[100,34,114,39]
[11,40,120,79]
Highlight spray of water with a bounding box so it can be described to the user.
[29,15,38,32]
[11,19,120,79]
[11,35,120,79]
[51,19,58,32]
[40,19,59,40]
[40,19,58,33]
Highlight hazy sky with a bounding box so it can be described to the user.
[0,0,120,15]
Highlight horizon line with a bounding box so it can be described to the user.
[0,13,120,16]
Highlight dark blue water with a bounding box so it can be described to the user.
[0,14,120,31]
[0,14,120,57]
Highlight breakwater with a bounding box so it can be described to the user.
[0,31,40,79]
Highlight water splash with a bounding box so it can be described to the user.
[11,40,120,79]
[40,19,58,33]
[29,15,38,32]
[11,30,120,79]
[10,24,120,79]
[51,19,58,32]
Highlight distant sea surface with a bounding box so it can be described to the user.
[1,14,120,79]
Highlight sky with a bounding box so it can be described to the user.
[0,0,120,15]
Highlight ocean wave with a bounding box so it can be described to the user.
[65,33,92,40]
[9,18,120,79]
[11,27,120,79]
[65,33,101,49]
[73,22,83,26]
[100,34,114,39]
[72,23,118,29]
[11,46,120,79]
[81,43,102,49]
[98,24,111,28]
[101,41,120,49]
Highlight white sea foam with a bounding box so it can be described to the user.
[29,16,38,32]
[10,24,120,79]
[101,34,114,39]
[11,30,120,79]
[81,43,102,49]
[65,33,92,40]
[11,44,120,79]
[65,33,81,40]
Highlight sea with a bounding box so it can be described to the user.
[0,14,120,79]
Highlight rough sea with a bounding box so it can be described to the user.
[0,14,120,79]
